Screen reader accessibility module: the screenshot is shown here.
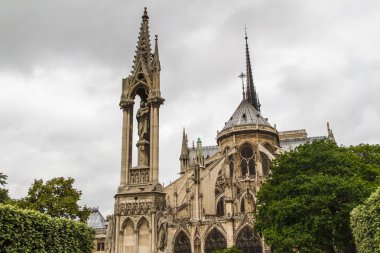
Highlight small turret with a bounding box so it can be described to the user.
[151,35,161,91]
[179,128,190,174]
[195,138,205,167]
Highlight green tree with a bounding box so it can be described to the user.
[254,140,380,253]
[350,187,380,253]
[16,177,90,222]
[213,246,242,253]
[0,172,10,203]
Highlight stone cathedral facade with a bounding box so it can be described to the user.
[88,8,335,253]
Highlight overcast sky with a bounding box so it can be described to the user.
[1,0,379,216]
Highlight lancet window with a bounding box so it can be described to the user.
[173,231,191,253]
[204,228,227,253]
[216,197,225,217]
[260,152,271,177]
[229,155,234,178]
[235,226,262,253]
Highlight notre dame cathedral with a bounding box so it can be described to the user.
[87,8,335,253]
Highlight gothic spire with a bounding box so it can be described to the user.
[180,128,189,157]
[132,7,152,74]
[180,128,190,174]
[152,35,161,71]
[244,28,261,111]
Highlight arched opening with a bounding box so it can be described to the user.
[204,228,227,253]
[131,87,149,167]
[240,198,245,212]
[123,219,135,253]
[260,152,271,177]
[137,218,150,253]
[216,197,225,217]
[240,193,255,213]
[229,156,234,178]
[235,226,262,253]
[240,145,255,177]
[173,230,191,253]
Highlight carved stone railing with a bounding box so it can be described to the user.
[129,168,149,184]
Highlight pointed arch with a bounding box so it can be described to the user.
[216,197,225,217]
[240,191,255,213]
[194,236,201,253]
[228,155,234,178]
[173,230,191,253]
[204,227,227,253]
[194,227,201,253]
[122,218,135,253]
[137,216,150,252]
[136,216,150,229]
[235,225,262,253]
[121,217,135,230]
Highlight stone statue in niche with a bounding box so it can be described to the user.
[157,213,168,252]
[136,101,149,141]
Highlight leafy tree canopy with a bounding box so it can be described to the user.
[351,186,380,253]
[0,172,10,203]
[254,140,380,253]
[213,246,242,253]
[16,177,90,222]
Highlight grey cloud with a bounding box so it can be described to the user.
[1,0,380,216]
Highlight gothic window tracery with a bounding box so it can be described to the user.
[173,231,191,253]
[204,228,227,253]
[235,226,262,253]
[240,145,255,177]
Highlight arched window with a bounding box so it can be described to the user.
[205,228,227,253]
[216,197,224,217]
[260,152,271,177]
[229,155,234,178]
[240,199,245,212]
[241,193,255,213]
[174,231,191,253]
[240,145,255,177]
[235,226,262,253]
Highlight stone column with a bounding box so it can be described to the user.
[120,100,134,186]
[148,97,164,183]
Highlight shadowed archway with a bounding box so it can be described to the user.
[173,230,191,253]
[235,226,262,253]
[205,228,227,253]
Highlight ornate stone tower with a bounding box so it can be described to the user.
[109,8,167,253]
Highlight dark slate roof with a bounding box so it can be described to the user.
[189,145,220,166]
[87,209,106,229]
[222,99,272,130]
